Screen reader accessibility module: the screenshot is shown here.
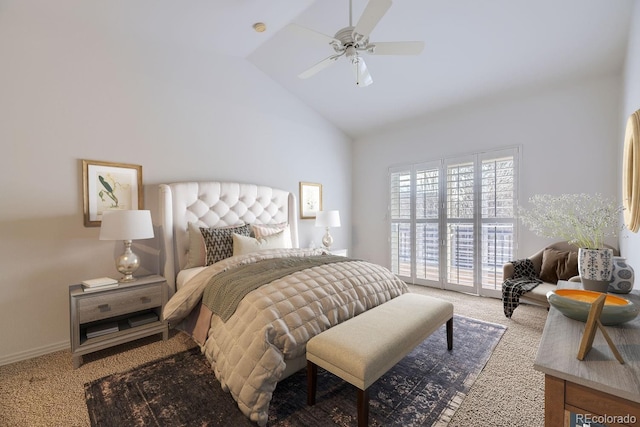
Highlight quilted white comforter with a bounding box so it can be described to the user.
[163,248,409,425]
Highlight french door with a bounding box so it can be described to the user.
[389,147,518,297]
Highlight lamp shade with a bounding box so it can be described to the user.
[315,210,341,228]
[99,210,154,241]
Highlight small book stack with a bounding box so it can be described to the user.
[86,321,119,338]
[82,277,118,292]
[127,312,159,328]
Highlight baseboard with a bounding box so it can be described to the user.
[0,340,69,367]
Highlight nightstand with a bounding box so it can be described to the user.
[69,274,168,368]
[330,249,348,257]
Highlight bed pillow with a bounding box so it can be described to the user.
[232,231,288,256]
[540,248,578,283]
[201,224,251,266]
[251,223,292,248]
[184,222,206,269]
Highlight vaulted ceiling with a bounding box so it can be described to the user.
[248,0,635,137]
[56,0,636,138]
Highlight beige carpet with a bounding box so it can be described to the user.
[0,285,547,426]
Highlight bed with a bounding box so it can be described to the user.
[159,181,409,425]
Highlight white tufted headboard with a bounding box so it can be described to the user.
[159,182,300,291]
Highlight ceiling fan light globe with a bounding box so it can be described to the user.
[345,45,357,59]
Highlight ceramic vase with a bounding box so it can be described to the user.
[608,256,634,294]
[578,248,613,293]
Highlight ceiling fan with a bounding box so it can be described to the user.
[291,0,424,87]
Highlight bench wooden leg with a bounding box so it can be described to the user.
[357,388,369,427]
[447,317,453,350]
[307,360,317,405]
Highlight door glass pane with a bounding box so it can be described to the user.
[481,223,514,289]
[416,222,439,281]
[447,162,474,219]
[447,223,474,286]
[416,168,439,220]
[482,157,514,218]
[390,171,411,220]
[391,222,411,277]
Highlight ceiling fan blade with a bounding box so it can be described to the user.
[369,41,424,55]
[353,0,392,41]
[352,56,373,87]
[287,23,340,46]
[298,54,342,79]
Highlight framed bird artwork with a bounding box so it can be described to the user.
[82,159,143,227]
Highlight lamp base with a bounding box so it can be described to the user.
[116,240,141,283]
[118,274,137,283]
[322,228,333,250]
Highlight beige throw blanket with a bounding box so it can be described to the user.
[202,255,351,321]
[163,248,409,426]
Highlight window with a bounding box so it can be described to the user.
[389,147,518,297]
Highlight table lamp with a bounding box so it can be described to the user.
[99,210,154,282]
[315,210,341,250]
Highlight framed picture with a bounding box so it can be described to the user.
[82,160,143,227]
[299,182,322,219]
[576,294,606,361]
[577,293,624,363]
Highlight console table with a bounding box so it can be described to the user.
[534,281,640,426]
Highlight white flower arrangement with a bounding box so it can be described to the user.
[518,193,622,249]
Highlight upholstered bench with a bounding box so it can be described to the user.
[306,293,454,427]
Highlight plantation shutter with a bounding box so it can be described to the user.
[388,146,518,297]
[445,158,475,287]
[415,162,441,282]
[390,168,412,278]
[480,150,517,290]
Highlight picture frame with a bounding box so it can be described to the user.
[577,294,606,361]
[82,159,143,227]
[577,293,624,363]
[299,182,323,219]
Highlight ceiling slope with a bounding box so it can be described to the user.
[248,0,635,137]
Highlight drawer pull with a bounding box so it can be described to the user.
[98,304,111,312]
[140,297,151,304]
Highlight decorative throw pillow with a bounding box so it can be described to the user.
[540,248,578,284]
[232,231,287,256]
[251,223,292,248]
[201,224,251,266]
[557,251,579,281]
[184,222,206,269]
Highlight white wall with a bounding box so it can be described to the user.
[619,2,640,270]
[352,74,621,268]
[0,3,351,364]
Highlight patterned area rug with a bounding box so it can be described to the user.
[85,315,505,426]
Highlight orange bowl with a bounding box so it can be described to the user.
[554,289,631,305]
[547,289,638,325]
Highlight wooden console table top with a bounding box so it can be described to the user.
[534,280,640,403]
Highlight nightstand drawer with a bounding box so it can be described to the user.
[78,286,162,323]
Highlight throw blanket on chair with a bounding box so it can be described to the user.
[502,259,542,318]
